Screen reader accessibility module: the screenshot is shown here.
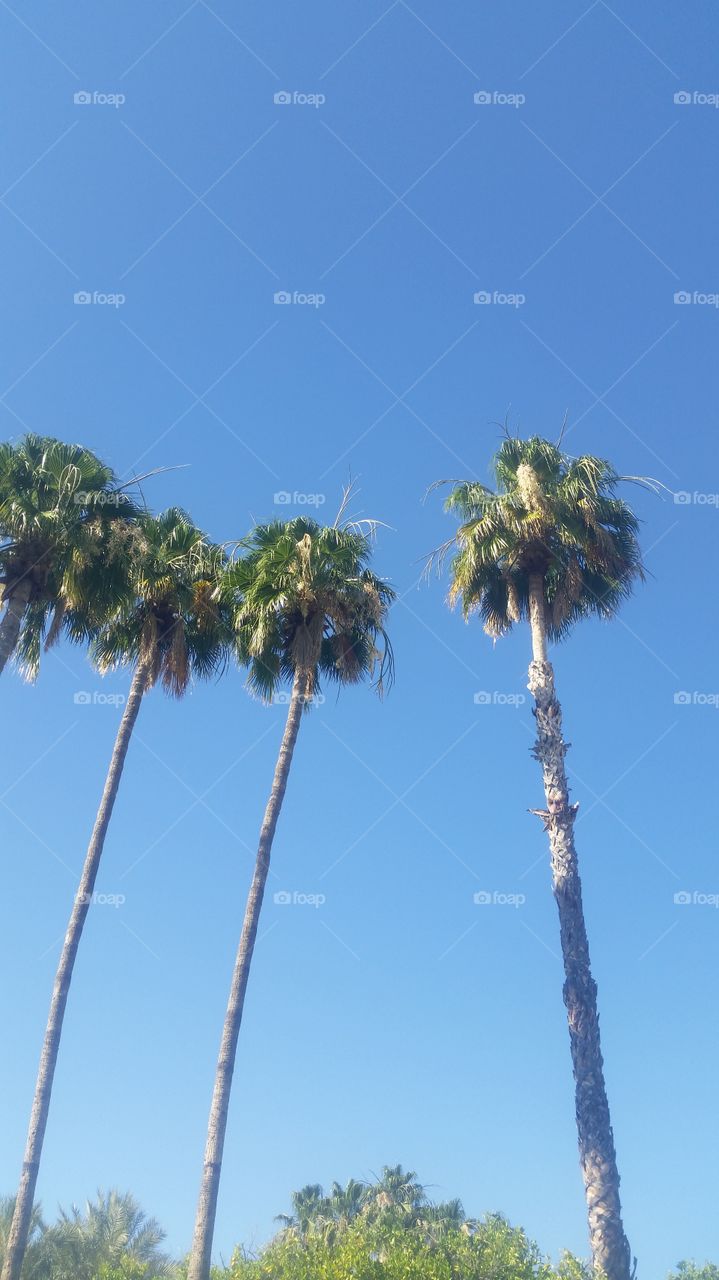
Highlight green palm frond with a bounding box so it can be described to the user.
[436,435,645,642]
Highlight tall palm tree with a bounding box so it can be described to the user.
[2,510,230,1280]
[436,436,644,1280]
[187,517,394,1280]
[0,434,137,677]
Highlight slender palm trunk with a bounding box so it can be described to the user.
[526,574,632,1280]
[1,659,151,1280]
[188,670,308,1280]
[0,579,32,676]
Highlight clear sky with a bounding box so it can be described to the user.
[1,2,717,1275]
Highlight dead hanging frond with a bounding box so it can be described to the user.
[291,612,324,674]
[333,476,359,529]
[506,577,520,624]
[192,579,218,631]
[422,478,461,505]
[621,474,673,499]
[361,579,383,626]
[333,478,394,539]
[117,463,191,513]
[139,612,160,686]
[164,616,189,696]
[44,601,66,651]
[483,615,504,640]
[490,410,515,443]
[421,535,460,583]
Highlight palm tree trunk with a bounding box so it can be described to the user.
[0,578,32,676]
[188,670,308,1280]
[1,658,151,1280]
[526,574,632,1280]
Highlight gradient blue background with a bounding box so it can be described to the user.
[1,2,717,1274]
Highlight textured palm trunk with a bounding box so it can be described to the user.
[526,574,632,1280]
[187,670,308,1280]
[0,578,32,676]
[1,659,150,1280]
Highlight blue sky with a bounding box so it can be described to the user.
[1,1,718,1274]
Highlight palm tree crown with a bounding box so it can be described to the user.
[0,434,139,675]
[90,508,231,694]
[438,436,645,639]
[225,517,395,700]
[275,1167,467,1244]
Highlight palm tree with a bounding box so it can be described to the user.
[40,1190,175,1280]
[436,436,644,1280]
[275,1167,468,1248]
[187,516,394,1280]
[366,1164,426,1218]
[0,434,137,677]
[365,1165,466,1240]
[275,1184,329,1238]
[2,510,230,1280]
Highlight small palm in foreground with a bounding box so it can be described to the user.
[0,434,137,677]
[2,511,230,1280]
[437,436,644,1280]
[41,1191,175,1280]
[187,516,394,1280]
[0,1197,46,1279]
[275,1165,467,1247]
